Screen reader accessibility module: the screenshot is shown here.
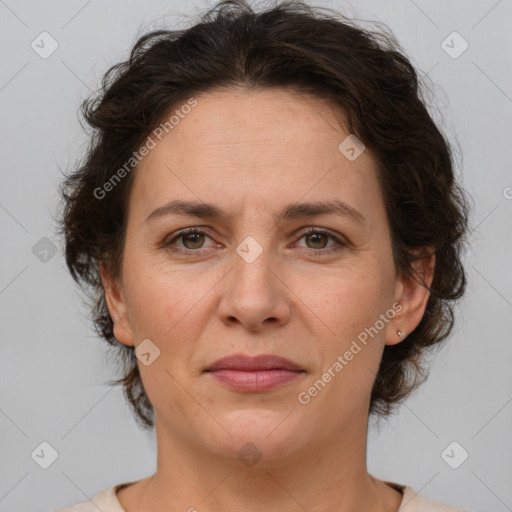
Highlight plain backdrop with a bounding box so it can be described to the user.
[0,1,511,511]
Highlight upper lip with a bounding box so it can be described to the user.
[205,354,304,372]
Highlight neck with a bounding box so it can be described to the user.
[122,411,401,512]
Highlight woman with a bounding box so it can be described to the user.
[56,0,470,510]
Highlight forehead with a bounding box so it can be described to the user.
[129,88,383,224]
[159,88,350,165]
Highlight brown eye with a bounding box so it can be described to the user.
[181,232,206,249]
[163,228,216,253]
[304,232,329,249]
[293,228,347,255]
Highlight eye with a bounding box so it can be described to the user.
[163,228,216,253]
[162,227,348,255]
[293,228,347,254]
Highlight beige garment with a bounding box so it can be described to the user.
[54,480,469,512]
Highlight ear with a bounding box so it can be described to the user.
[386,247,436,346]
[100,262,135,347]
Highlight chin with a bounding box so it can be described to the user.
[201,408,306,466]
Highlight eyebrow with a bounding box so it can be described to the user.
[145,199,366,225]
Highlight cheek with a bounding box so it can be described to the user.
[121,254,221,377]
[295,260,393,400]
[300,261,391,341]
[122,251,196,333]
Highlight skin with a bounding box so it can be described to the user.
[101,88,434,512]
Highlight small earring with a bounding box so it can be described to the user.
[397,330,404,337]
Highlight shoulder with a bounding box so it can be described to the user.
[400,485,470,512]
[53,484,126,512]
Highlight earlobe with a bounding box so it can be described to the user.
[386,247,436,346]
[99,262,135,347]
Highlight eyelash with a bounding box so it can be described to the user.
[162,227,348,256]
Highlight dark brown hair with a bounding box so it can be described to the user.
[58,0,470,430]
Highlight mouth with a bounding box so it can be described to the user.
[204,354,305,392]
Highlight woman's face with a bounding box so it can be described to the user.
[103,88,428,463]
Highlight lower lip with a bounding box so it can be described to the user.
[207,369,304,392]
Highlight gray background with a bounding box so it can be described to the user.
[0,0,511,510]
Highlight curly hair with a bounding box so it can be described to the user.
[58,0,470,430]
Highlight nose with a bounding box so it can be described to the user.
[217,243,291,332]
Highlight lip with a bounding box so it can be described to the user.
[204,354,305,392]
[206,354,303,372]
